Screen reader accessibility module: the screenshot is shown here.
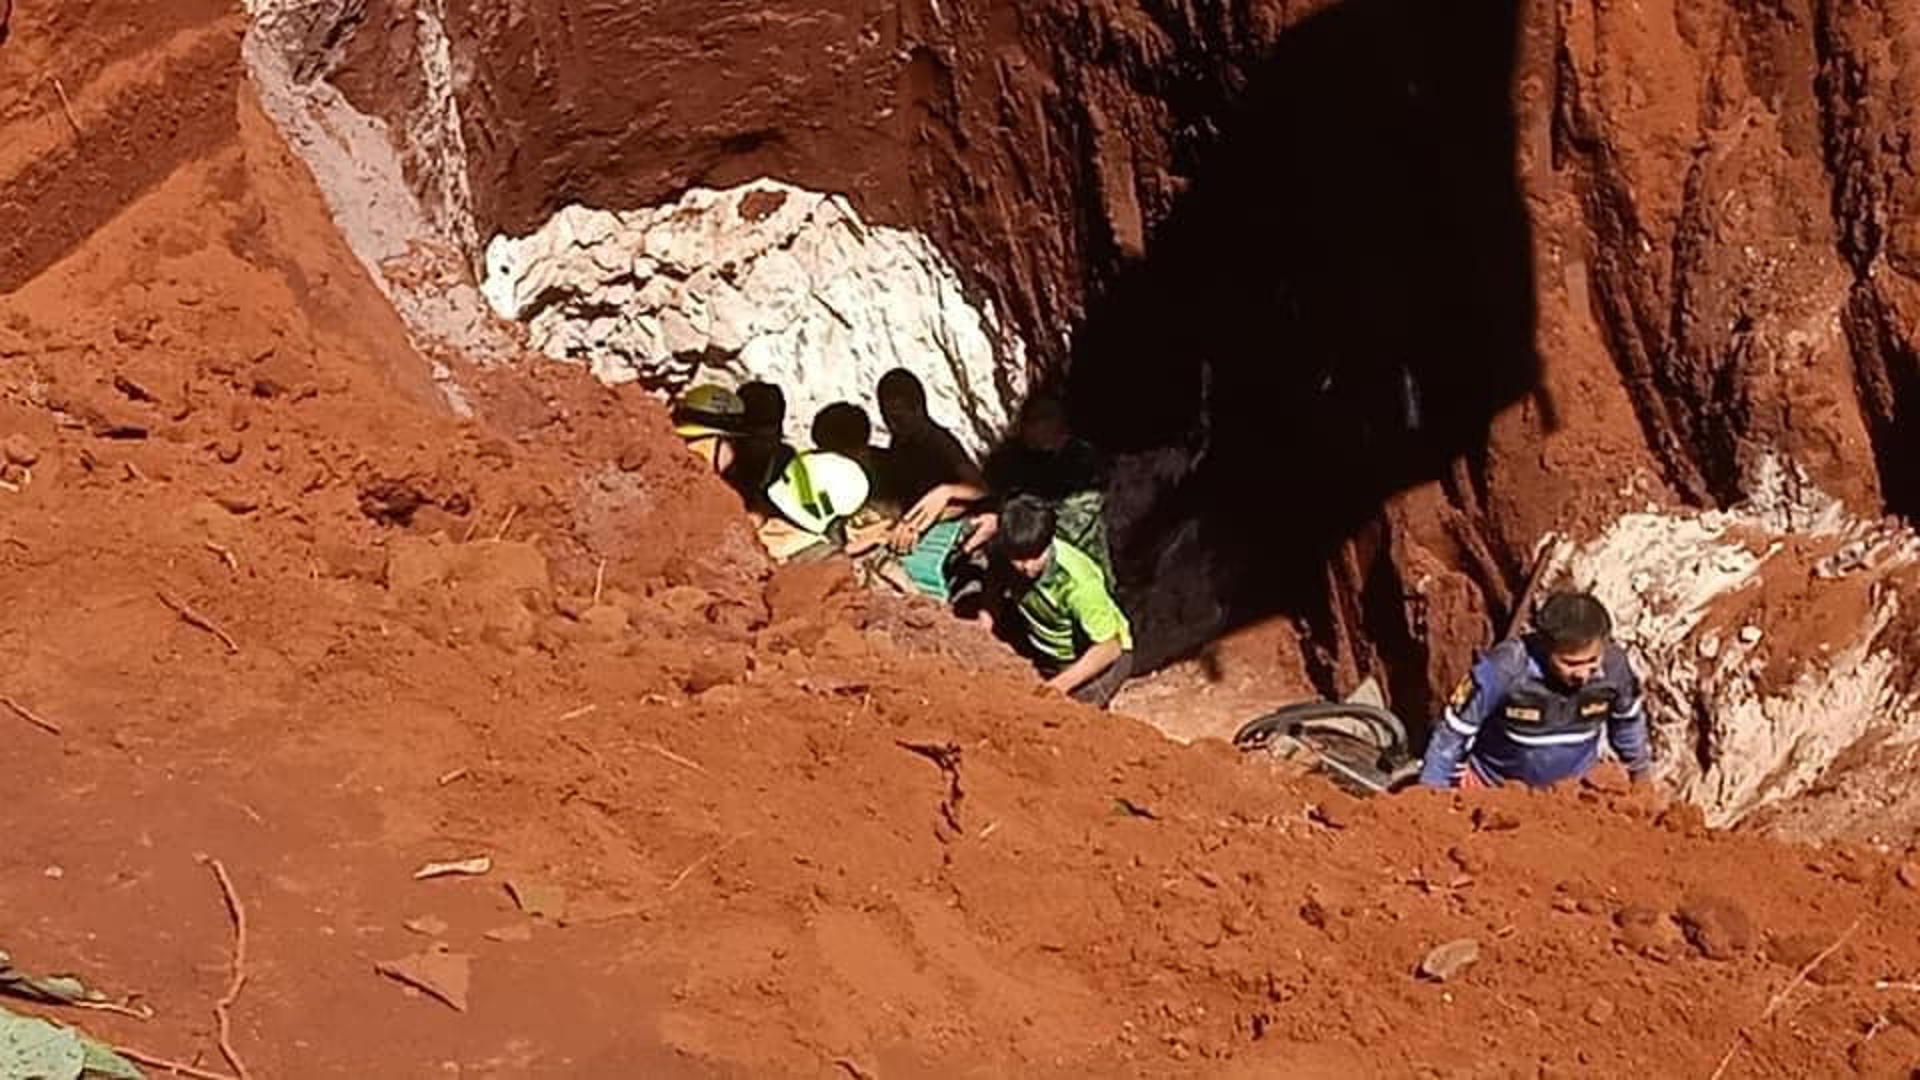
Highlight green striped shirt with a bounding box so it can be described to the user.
[1017,538,1132,664]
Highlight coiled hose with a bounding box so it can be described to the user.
[1233,701,1417,795]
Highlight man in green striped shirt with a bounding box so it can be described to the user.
[991,495,1134,708]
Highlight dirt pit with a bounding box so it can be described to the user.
[8,2,1920,1078]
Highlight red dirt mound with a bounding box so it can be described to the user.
[6,8,1920,1080]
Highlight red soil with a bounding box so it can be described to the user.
[6,5,1920,1079]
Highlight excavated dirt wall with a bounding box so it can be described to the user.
[270,2,1918,694]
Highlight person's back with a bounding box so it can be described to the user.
[1420,591,1653,789]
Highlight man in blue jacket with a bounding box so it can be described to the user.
[1420,590,1654,789]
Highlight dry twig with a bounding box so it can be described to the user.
[48,77,80,137]
[157,591,240,654]
[203,540,239,573]
[1,694,61,735]
[1709,918,1865,1080]
[112,1045,237,1080]
[1706,1038,1743,1080]
[642,741,708,776]
[592,557,607,605]
[493,505,520,541]
[66,998,155,1020]
[1764,918,1861,1020]
[198,856,253,1080]
[668,836,742,892]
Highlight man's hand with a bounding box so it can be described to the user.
[890,480,967,549]
[963,513,999,554]
[842,520,890,557]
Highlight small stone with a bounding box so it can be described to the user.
[1473,807,1521,832]
[1900,863,1920,890]
[1738,625,1763,645]
[215,494,259,515]
[504,879,568,920]
[43,865,63,879]
[403,916,448,937]
[375,949,471,1011]
[214,438,243,464]
[1447,845,1486,874]
[483,923,534,943]
[1299,897,1328,929]
[1418,938,1481,982]
[3,434,39,467]
[1676,894,1756,960]
[1656,804,1707,835]
[1309,800,1352,830]
[1582,762,1632,794]
[1584,998,1615,1026]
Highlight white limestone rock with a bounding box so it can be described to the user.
[1554,457,1920,827]
[480,180,1027,453]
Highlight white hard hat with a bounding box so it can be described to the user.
[766,451,869,534]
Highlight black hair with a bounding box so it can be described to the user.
[1534,590,1612,650]
[877,368,928,417]
[994,494,1057,561]
[739,381,786,435]
[810,401,871,455]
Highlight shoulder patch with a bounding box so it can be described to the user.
[1448,673,1477,712]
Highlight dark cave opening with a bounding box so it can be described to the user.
[1065,0,1540,694]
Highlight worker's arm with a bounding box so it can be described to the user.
[1606,652,1655,782]
[961,512,999,553]
[892,482,989,551]
[1418,657,1507,788]
[1046,565,1132,696]
[1046,636,1123,695]
[841,519,892,558]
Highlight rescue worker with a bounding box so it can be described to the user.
[989,494,1133,707]
[1418,590,1653,789]
[671,384,749,481]
[672,385,869,563]
[733,380,789,506]
[958,393,1112,579]
[876,368,982,507]
[758,446,871,564]
[811,401,881,475]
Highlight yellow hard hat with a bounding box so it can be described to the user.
[673,384,747,439]
[766,451,869,534]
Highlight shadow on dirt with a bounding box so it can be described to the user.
[1066,0,1537,687]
